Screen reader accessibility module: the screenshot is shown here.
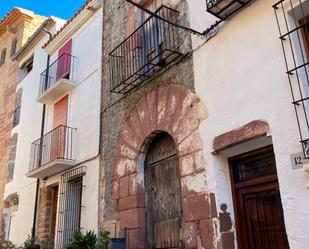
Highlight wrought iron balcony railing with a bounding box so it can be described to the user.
[273,0,309,158]
[39,53,77,96]
[109,5,183,94]
[206,0,253,20]
[29,125,75,172]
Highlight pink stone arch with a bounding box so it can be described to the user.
[112,84,218,249]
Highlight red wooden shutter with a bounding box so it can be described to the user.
[56,39,72,80]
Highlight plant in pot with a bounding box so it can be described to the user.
[2,240,18,249]
[96,231,110,249]
[38,239,54,249]
[22,235,40,249]
[68,230,97,249]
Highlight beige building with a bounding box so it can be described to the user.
[0,8,46,243]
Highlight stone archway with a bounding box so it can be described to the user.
[112,84,218,249]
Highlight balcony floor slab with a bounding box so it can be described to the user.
[27,159,75,178]
[37,78,76,104]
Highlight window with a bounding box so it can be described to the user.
[23,55,33,73]
[13,88,22,127]
[0,48,7,66]
[300,16,309,58]
[7,133,18,182]
[18,55,34,81]
[10,39,17,57]
[56,167,85,249]
[231,151,277,183]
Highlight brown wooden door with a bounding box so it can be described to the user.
[237,183,290,249]
[145,133,183,249]
[230,147,290,249]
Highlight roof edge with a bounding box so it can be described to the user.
[12,17,56,61]
[0,8,37,36]
[43,0,102,53]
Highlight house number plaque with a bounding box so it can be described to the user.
[290,152,309,170]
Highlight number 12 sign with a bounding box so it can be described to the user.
[290,152,309,170]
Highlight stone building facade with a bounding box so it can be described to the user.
[0,9,45,243]
[0,0,308,248]
[100,0,309,249]
[99,0,225,248]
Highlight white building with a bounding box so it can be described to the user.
[188,0,309,248]
[2,16,65,245]
[3,0,103,247]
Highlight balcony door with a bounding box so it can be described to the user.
[230,147,290,249]
[56,39,72,81]
[50,95,68,162]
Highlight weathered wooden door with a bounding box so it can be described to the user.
[230,147,290,249]
[145,133,183,249]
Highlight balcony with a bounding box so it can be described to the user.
[27,125,76,178]
[109,6,183,94]
[37,54,77,104]
[206,0,253,20]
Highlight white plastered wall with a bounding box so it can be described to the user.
[45,9,102,164]
[42,8,103,238]
[187,0,309,248]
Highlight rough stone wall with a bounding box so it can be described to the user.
[110,84,220,248]
[99,0,200,244]
[37,187,53,241]
[0,13,45,243]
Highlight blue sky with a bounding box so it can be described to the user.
[0,0,87,20]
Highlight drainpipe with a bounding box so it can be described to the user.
[31,29,52,239]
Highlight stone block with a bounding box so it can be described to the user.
[183,193,210,221]
[119,208,145,229]
[118,194,145,211]
[120,176,129,198]
[199,219,215,249]
[184,222,197,248]
[128,228,145,249]
[213,120,269,153]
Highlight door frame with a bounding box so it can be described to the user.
[228,145,280,249]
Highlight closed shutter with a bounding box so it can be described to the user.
[56,39,72,80]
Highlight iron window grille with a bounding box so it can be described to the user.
[56,166,86,249]
[29,125,75,172]
[39,53,77,96]
[273,0,309,158]
[109,5,183,94]
[206,0,253,20]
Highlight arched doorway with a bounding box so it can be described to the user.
[145,133,183,249]
[111,85,217,249]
